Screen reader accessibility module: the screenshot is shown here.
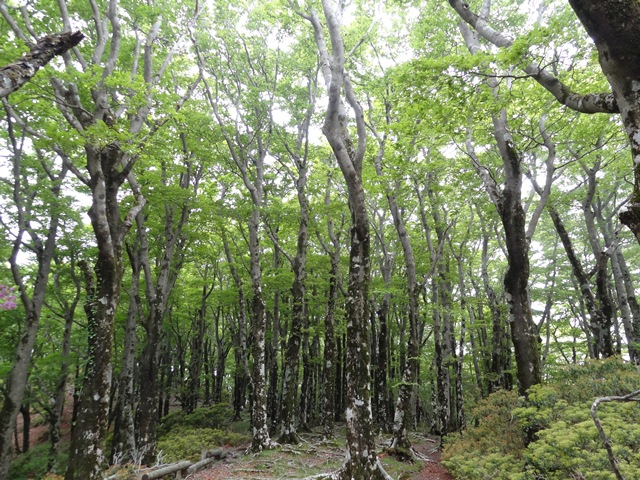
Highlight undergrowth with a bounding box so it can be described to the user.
[9,442,67,480]
[442,358,640,480]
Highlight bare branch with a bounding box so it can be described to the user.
[591,389,640,480]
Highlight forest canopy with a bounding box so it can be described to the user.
[2,0,640,479]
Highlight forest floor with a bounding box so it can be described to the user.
[186,432,454,480]
[14,401,454,480]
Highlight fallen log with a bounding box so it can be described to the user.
[140,460,192,480]
[186,457,216,474]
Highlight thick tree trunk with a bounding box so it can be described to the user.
[500,165,541,395]
[66,227,122,479]
[66,143,146,480]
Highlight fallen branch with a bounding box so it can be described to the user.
[129,447,232,479]
[591,389,640,480]
[140,461,192,480]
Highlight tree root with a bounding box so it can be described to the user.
[245,438,280,455]
[300,459,393,480]
[277,431,302,445]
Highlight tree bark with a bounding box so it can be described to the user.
[110,244,141,464]
[565,1,640,240]
[0,31,84,98]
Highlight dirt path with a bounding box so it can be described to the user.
[411,442,454,480]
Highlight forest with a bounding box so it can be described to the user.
[2,0,640,479]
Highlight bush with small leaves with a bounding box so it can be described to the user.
[442,389,527,480]
[157,427,248,463]
[443,358,640,480]
[157,403,234,437]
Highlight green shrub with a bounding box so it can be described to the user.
[9,443,68,480]
[442,389,526,480]
[157,427,248,463]
[157,403,233,437]
[444,358,640,480]
[523,402,640,480]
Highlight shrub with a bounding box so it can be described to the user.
[9,443,67,480]
[443,358,640,480]
[157,426,248,462]
[442,389,526,480]
[157,403,234,437]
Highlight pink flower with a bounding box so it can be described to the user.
[0,284,17,311]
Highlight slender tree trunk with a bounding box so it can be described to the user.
[48,290,76,472]
[321,228,341,439]
[19,405,29,454]
[223,238,251,421]
[278,179,309,444]
[248,206,273,452]
[267,295,280,434]
[110,245,141,463]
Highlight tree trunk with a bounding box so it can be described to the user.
[321,227,341,439]
[308,2,389,476]
[248,206,273,452]
[223,238,251,421]
[110,246,140,464]
[48,275,77,472]
[466,110,542,395]
[19,404,29,454]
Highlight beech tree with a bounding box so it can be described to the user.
[4,1,640,479]
[1,0,199,477]
[298,0,392,477]
[0,111,72,479]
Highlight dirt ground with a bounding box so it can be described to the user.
[187,435,454,480]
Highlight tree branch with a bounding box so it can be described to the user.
[0,31,84,98]
[447,0,618,114]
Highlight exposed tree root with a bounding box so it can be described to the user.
[301,459,393,480]
[245,439,280,455]
[386,445,419,463]
[277,431,302,445]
